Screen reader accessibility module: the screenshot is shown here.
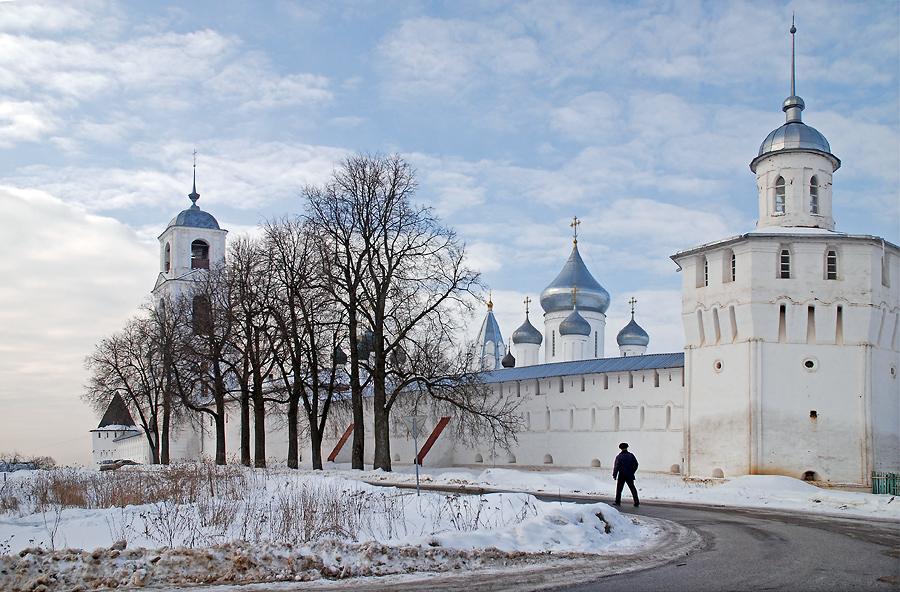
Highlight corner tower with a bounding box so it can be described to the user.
[672,23,899,486]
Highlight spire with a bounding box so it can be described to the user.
[783,18,805,123]
[188,149,200,208]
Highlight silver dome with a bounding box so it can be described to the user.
[512,313,543,345]
[540,245,610,314]
[750,94,840,173]
[559,307,591,336]
[617,316,649,347]
[168,205,221,230]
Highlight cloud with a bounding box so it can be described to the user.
[0,186,157,465]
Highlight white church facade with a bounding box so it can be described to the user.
[92,30,899,486]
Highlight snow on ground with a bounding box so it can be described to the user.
[0,467,653,590]
[0,464,896,590]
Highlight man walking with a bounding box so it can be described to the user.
[612,442,639,506]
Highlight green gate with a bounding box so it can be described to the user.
[871,471,899,495]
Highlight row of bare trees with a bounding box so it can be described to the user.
[84,154,524,471]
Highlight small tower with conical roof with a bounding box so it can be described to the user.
[473,293,506,371]
[750,19,840,231]
[617,297,650,357]
[512,296,543,367]
[540,217,609,363]
[153,156,227,301]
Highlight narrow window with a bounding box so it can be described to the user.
[835,305,844,345]
[826,249,838,280]
[639,406,646,429]
[580,376,585,392]
[603,375,609,390]
[628,373,634,388]
[778,304,787,343]
[568,408,574,429]
[810,176,819,214]
[704,257,709,286]
[614,406,620,431]
[780,249,791,279]
[807,306,816,344]
[552,331,556,357]
[731,252,736,281]
[729,305,738,342]
[712,308,722,344]
[591,408,596,430]
[594,332,598,358]
[665,406,672,430]
[654,371,660,387]
[775,176,786,213]
[559,377,564,393]
[545,408,551,431]
[164,243,171,273]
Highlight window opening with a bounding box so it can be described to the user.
[164,243,171,273]
[775,176,786,213]
[826,249,837,280]
[191,240,210,269]
[731,252,736,281]
[552,330,556,357]
[594,332,598,358]
[807,306,816,344]
[614,406,620,431]
[780,249,791,279]
[835,305,844,345]
[704,257,709,286]
[810,176,819,214]
[778,304,787,343]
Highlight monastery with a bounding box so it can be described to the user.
[92,28,899,486]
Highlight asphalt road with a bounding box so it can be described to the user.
[551,500,899,592]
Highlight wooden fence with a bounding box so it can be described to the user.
[871,471,899,495]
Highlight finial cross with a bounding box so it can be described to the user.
[629,297,637,315]
[570,216,580,245]
[571,284,579,307]
[523,296,532,314]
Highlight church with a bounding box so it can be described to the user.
[92,29,899,487]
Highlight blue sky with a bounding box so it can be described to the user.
[1,0,897,465]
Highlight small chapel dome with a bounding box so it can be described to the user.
[501,350,516,368]
[540,245,610,314]
[512,314,543,345]
[166,173,221,230]
[559,307,591,336]
[617,316,650,347]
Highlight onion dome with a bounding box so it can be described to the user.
[512,313,543,345]
[559,306,591,336]
[750,23,840,173]
[617,315,649,347]
[501,348,516,368]
[167,170,221,230]
[540,245,610,314]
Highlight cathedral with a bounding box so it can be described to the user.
[92,29,899,487]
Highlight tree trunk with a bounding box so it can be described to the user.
[252,377,266,468]
[372,358,391,471]
[240,384,251,466]
[215,402,227,466]
[310,427,323,470]
[349,318,365,470]
[287,389,299,469]
[161,399,170,464]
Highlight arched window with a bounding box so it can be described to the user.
[775,176,786,213]
[779,248,791,279]
[164,243,171,273]
[191,240,210,269]
[826,249,838,280]
[810,176,819,214]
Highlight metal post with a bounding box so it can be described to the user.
[413,417,421,496]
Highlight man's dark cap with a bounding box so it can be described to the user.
[619,442,629,450]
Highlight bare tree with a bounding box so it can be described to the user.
[308,153,483,471]
[84,314,167,464]
[228,236,278,467]
[264,217,346,469]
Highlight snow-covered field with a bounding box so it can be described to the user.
[0,463,895,590]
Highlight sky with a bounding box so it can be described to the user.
[0,0,897,467]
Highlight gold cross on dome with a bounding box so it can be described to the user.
[571,284,580,306]
[570,216,580,245]
[629,297,637,315]
[523,296,532,314]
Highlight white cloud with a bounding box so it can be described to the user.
[0,187,157,465]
